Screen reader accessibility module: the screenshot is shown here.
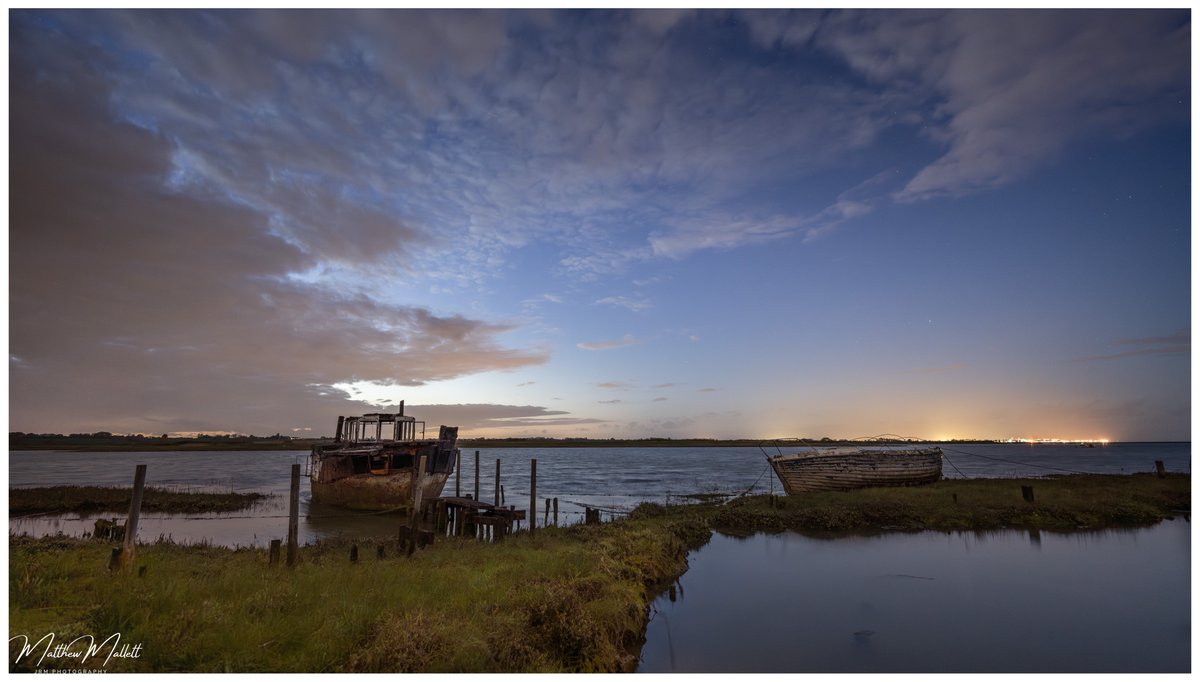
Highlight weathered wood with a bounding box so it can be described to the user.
[770,448,943,494]
[119,464,147,573]
[544,497,551,527]
[1021,485,1035,503]
[287,463,300,568]
[474,450,481,502]
[408,455,428,557]
[455,450,462,497]
[494,459,501,507]
[530,459,537,536]
[108,547,121,572]
[376,544,385,560]
[553,497,559,527]
[269,539,281,566]
[350,544,359,563]
[1156,460,1166,478]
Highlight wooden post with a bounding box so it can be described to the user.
[1021,485,1035,503]
[287,463,300,568]
[494,458,501,507]
[350,544,359,563]
[119,464,147,573]
[269,539,281,566]
[544,498,550,527]
[1156,460,1166,478]
[474,451,481,502]
[376,544,385,560]
[409,455,428,557]
[553,498,559,527]
[501,485,506,505]
[108,547,121,572]
[455,450,462,497]
[530,459,537,536]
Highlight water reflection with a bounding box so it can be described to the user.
[638,520,1190,673]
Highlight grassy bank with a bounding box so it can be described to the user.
[711,473,1190,534]
[10,486,270,516]
[9,515,710,673]
[8,473,1189,672]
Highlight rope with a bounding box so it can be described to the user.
[940,450,969,479]
[939,446,1094,476]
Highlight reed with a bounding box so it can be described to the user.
[9,486,269,516]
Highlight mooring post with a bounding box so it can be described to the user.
[1021,485,1035,503]
[350,544,358,563]
[376,544,385,560]
[544,498,550,528]
[553,497,559,527]
[269,539,281,566]
[119,464,147,573]
[287,463,300,568]
[455,450,462,497]
[409,455,428,557]
[494,458,501,507]
[474,450,481,502]
[530,459,537,536]
[1156,460,1166,478]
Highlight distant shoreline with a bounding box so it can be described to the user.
[8,434,1187,452]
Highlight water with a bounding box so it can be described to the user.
[7,443,1190,547]
[638,520,1191,673]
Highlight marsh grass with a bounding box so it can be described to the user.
[713,472,1190,534]
[8,473,1188,672]
[9,515,708,673]
[9,486,270,516]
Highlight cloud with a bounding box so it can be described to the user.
[652,397,668,402]
[596,382,631,390]
[1072,330,1189,363]
[8,20,546,435]
[577,334,640,351]
[698,387,718,393]
[517,381,536,387]
[814,10,1189,201]
[598,399,623,404]
[595,295,653,312]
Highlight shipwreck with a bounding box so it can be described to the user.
[308,402,459,511]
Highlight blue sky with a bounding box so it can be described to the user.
[8,9,1191,440]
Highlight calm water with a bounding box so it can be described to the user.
[638,520,1191,673]
[7,442,1190,547]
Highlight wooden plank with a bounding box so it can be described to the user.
[287,463,300,568]
[530,459,537,536]
[119,464,147,573]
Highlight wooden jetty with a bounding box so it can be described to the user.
[413,495,527,543]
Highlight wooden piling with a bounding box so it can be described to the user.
[474,450,481,502]
[408,455,428,557]
[529,459,537,536]
[108,547,121,572]
[376,544,385,560]
[553,497,559,527]
[501,485,506,506]
[494,459,501,507]
[269,539,281,566]
[455,450,462,497]
[287,463,300,568]
[1021,485,1035,503]
[119,464,147,573]
[1156,460,1166,478]
[544,498,550,528]
[350,544,359,563]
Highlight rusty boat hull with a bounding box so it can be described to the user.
[769,447,943,494]
[309,409,459,511]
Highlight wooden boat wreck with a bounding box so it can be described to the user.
[308,402,458,511]
[768,447,943,494]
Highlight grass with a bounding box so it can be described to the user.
[711,473,1191,534]
[9,486,270,516]
[8,472,1189,672]
[9,514,710,673]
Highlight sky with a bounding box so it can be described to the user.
[7,9,1192,441]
